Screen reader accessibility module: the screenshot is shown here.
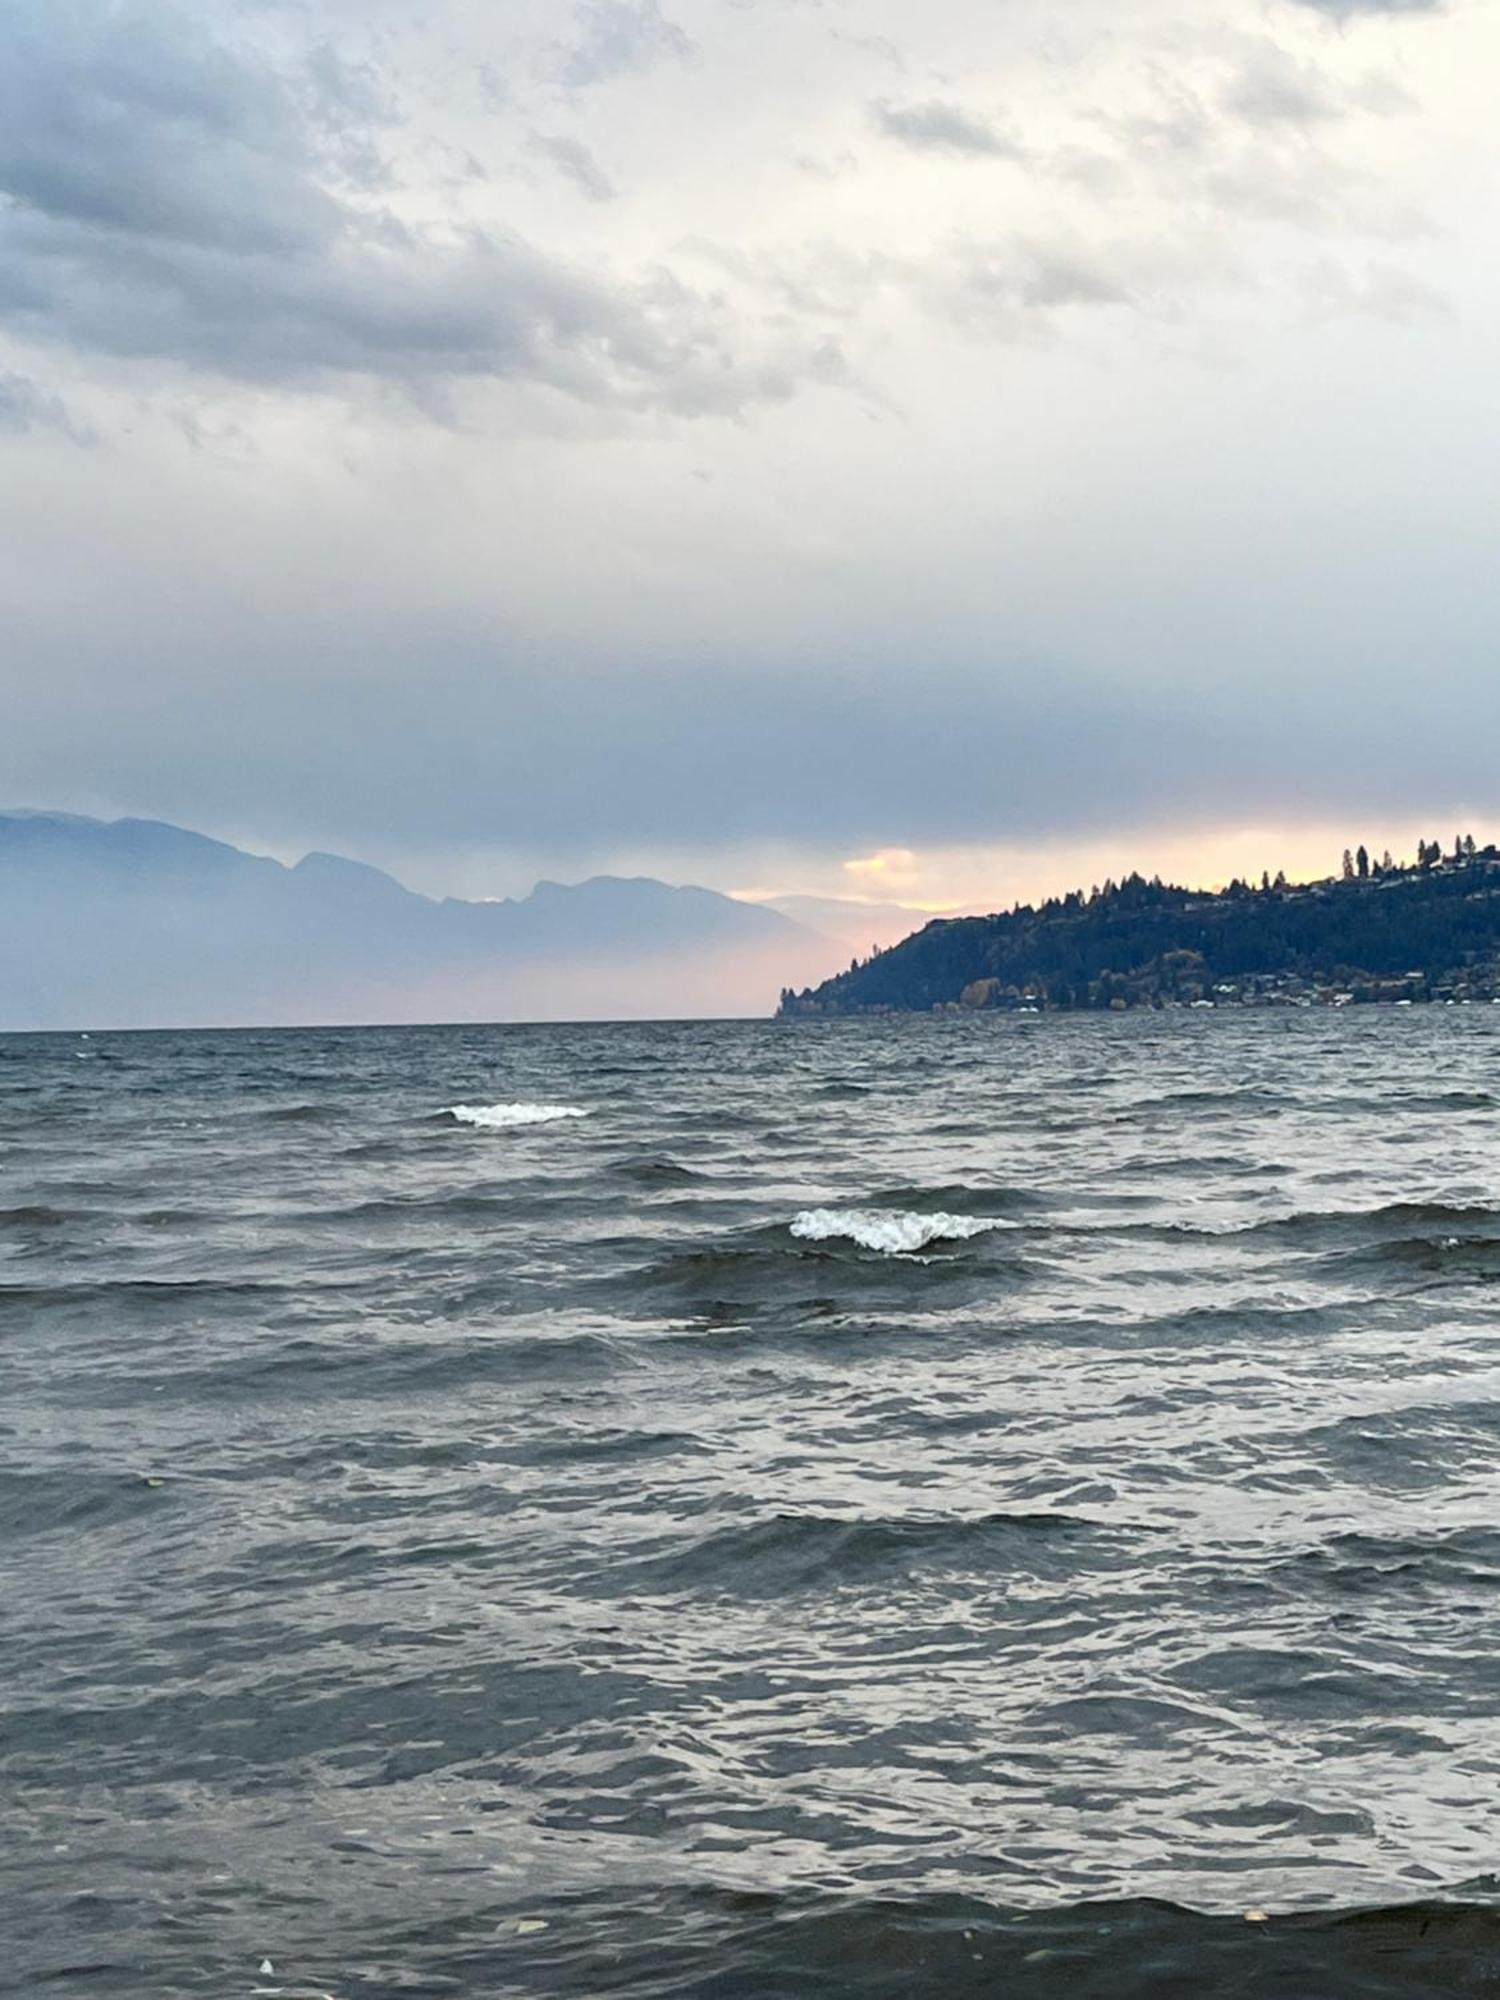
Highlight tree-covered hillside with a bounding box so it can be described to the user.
[779,838,1500,1015]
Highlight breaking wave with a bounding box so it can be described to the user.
[790,1207,1009,1254]
[445,1102,590,1129]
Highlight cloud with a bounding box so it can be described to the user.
[0,2,832,415]
[870,97,1021,158]
[527,130,617,202]
[17,587,1494,873]
[1088,44,1429,244]
[1290,0,1444,13]
[1223,45,1341,125]
[932,237,1137,336]
[0,0,1490,904]
[843,847,920,887]
[831,31,906,73]
[0,6,343,259]
[0,370,91,442]
[1299,255,1451,322]
[553,0,693,89]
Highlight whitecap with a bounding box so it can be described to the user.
[445,1102,590,1130]
[790,1207,1007,1255]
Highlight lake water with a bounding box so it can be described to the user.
[6,1012,1500,1997]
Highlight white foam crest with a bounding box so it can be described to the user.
[445,1102,590,1129]
[790,1207,1006,1255]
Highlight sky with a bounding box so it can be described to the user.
[1,0,1496,916]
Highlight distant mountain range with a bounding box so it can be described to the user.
[0,811,860,1029]
[781,842,1500,1015]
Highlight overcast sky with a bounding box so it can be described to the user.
[1,0,1494,907]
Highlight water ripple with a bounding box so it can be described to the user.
[7,1010,1500,1995]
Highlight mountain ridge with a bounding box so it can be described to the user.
[0,811,825,1029]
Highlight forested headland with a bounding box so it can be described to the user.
[778,837,1500,1016]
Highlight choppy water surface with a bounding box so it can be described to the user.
[6,1012,1500,1997]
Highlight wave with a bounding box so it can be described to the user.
[0,1465,178,1539]
[791,1207,1008,1254]
[1153,1087,1291,1110]
[868,1181,1048,1215]
[1282,1524,1500,1598]
[0,1277,291,1307]
[444,1102,590,1129]
[613,1230,1034,1324]
[0,1204,78,1230]
[1255,1199,1500,1240]
[593,1507,1113,1597]
[1384,1089,1496,1112]
[1082,1199,1500,1254]
[121,1326,635,1403]
[476,1884,1500,1998]
[610,1154,705,1188]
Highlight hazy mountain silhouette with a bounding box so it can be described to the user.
[0,812,833,1028]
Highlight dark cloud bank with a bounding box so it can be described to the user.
[11,609,1496,870]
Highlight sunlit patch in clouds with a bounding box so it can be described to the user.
[843,849,925,893]
[779,818,1500,920]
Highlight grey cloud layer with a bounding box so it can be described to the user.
[0,0,1441,414]
[0,2,827,413]
[0,0,1484,888]
[9,603,1493,864]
